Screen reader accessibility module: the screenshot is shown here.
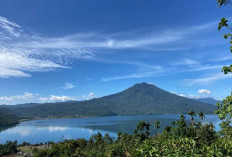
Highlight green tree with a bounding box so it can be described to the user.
[134,121,151,141]
[155,120,160,135]
[171,121,176,127]
[198,112,205,120]
[188,111,196,128]
[215,0,232,137]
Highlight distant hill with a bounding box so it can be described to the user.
[0,83,216,118]
[194,98,221,105]
[0,108,18,126]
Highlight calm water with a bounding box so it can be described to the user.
[0,114,221,144]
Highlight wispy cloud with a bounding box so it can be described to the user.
[171,58,199,66]
[0,47,68,78]
[170,57,224,72]
[187,65,223,72]
[0,16,222,78]
[0,16,93,78]
[209,56,232,62]
[102,71,160,82]
[63,82,76,90]
[0,16,21,38]
[184,73,232,85]
[15,21,216,50]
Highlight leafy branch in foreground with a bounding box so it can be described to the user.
[215,0,232,138]
[218,0,232,74]
[217,0,232,7]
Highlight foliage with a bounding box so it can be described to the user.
[217,0,232,74]
[215,0,232,138]
[217,0,231,7]
[0,141,18,156]
[0,109,18,126]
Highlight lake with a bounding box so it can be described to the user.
[0,114,221,144]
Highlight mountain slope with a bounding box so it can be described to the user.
[0,83,217,118]
[194,98,221,105]
[0,108,18,126]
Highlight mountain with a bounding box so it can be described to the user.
[0,108,18,126]
[194,98,221,105]
[0,83,216,118]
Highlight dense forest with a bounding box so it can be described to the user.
[0,110,18,126]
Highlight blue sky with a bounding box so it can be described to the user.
[0,0,231,105]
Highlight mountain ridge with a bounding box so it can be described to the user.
[0,82,216,118]
[193,97,221,105]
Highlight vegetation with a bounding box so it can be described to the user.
[0,109,18,126]
[1,109,231,156]
[0,141,17,156]
[24,112,230,156]
[0,83,216,119]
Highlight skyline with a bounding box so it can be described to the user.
[0,0,232,105]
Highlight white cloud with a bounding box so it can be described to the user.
[0,92,78,105]
[0,16,223,78]
[39,95,76,102]
[63,82,76,89]
[0,16,93,78]
[198,89,211,95]
[170,91,176,94]
[179,94,186,97]
[88,92,94,97]
[82,92,95,100]
[0,92,34,101]
[178,93,221,100]
[179,94,203,99]
[0,48,68,78]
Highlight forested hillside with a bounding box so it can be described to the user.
[1,83,216,118]
[0,109,18,126]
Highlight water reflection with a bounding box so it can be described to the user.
[0,124,117,144]
[0,124,16,132]
[0,114,221,144]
